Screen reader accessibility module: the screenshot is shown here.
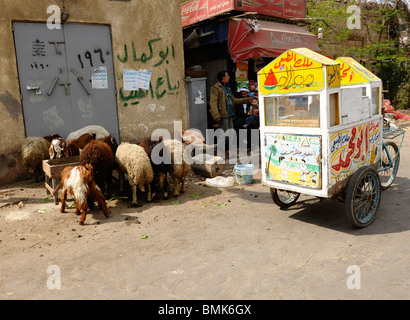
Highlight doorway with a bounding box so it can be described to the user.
[13,22,120,141]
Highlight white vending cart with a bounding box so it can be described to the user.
[258,48,384,227]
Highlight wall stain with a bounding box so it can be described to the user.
[0,90,21,120]
[0,154,17,177]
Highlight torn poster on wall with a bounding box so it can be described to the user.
[123,69,152,91]
[91,66,108,89]
[123,69,139,91]
[136,69,152,90]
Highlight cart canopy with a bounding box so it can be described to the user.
[336,57,381,86]
[258,48,340,95]
[228,19,320,63]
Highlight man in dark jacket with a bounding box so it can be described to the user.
[209,71,252,158]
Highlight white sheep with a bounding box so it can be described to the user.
[162,139,191,197]
[21,137,50,182]
[115,142,154,207]
[66,125,110,141]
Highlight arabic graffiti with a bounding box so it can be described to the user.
[32,39,46,57]
[330,121,381,183]
[119,69,180,107]
[78,49,108,69]
[30,62,49,70]
[264,133,321,189]
[117,38,175,67]
[116,38,180,107]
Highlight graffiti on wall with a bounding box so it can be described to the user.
[78,49,108,69]
[32,39,46,57]
[330,120,381,185]
[116,38,180,107]
[264,133,322,189]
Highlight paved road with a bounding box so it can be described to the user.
[1,122,410,301]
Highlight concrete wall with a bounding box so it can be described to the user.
[0,0,187,185]
[320,31,389,59]
[318,11,390,59]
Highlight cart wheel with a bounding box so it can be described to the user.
[345,166,381,228]
[270,188,300,208]
[379,141,400,190]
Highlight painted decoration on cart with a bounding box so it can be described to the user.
[330,120,382,186]
[336,57,381,86]
[327,65,341,88]
[258,48,340,95]
[264,133,322,189]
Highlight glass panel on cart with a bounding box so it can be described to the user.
[264,95,320,128]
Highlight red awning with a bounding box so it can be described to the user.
[228,19,321,62]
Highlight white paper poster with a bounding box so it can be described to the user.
[136,69,152,90]
[91,66,108,89]
[123,69,139,91]
[123,69,152,91]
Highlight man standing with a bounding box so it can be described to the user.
[209,70,252,158]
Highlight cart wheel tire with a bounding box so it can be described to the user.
[379,141,400,190]
[270,188,300,208]
[345,166,381,228]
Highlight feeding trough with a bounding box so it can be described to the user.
[42,156,79,205]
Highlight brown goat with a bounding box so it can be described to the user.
[60,164,108,225]
[67,133,96,157]
[98,135,118,156]
[79,139,115,196]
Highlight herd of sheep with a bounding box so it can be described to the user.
[21,125,194,225]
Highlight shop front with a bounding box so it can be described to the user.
[181,0,321,130]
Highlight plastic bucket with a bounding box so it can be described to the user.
[234,164,254,184]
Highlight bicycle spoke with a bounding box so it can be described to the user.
[353,173,379,223]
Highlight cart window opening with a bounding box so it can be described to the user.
[362,87,367,97]
[264,95,320,128]
[329,93,340,127]
[371,87,380,115]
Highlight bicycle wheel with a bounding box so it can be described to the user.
[345,166,381,228]
[379,141,400,190]
[270,188,300,208]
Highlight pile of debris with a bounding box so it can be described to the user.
[384,99,410,120]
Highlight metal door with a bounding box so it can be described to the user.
[13,22,74,137]
[64,24,119,141]
[13,22,120,141]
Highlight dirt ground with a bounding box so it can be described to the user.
[1,120,410,300]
